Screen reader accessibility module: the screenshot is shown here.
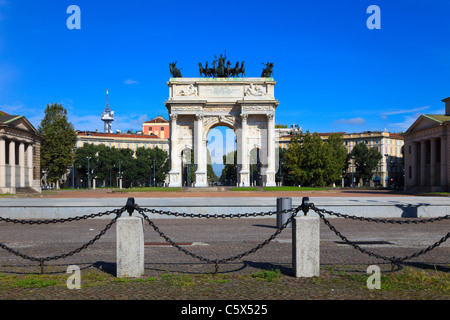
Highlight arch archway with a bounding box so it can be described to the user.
[165,77,279,187]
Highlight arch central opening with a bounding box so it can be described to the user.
[206,125,236,186]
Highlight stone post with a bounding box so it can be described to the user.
[116,216,144,278]
[292,216,320,277]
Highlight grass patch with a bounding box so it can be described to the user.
[0,274,62,288]
[263,186,330,191]
[317,266,450,293]
[113,187,183,192]
[251,269,282,282]
[160,273,195,287]
[230,187,260,191]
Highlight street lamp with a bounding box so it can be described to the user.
[350,155,355,187]
[87,157,91,189]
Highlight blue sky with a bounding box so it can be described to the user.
[1,0,450,135]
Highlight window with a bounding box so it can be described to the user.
[161,127,164,131]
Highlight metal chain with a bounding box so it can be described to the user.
[137,206,300,219]
[137,206,299,271]
[312,205,450,264]
[0,207,125,264]
[310,203,450,224]
[0,208,125,225]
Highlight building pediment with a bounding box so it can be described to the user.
[405,114,449,134]
[0,115,39,137]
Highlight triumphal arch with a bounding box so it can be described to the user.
[165,66,279,187]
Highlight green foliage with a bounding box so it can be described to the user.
[219,150,237,185]
[349,142,383,183]
[38,103,77,185]
[74,144,169,187]
[284,131,347,187]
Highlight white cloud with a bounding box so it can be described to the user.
[124,79,139,85]
[382,106,429,116]
[333,117,366,125]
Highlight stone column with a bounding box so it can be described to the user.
[411,141,417,186]
[265,113,276,187]
[430,138,437,186]
[19,142,25,187]
[239,114,249,186]
[420,140,427,186]
[116,216,144,278]
[0,138,5,189]
[292,216,320,277]
[168,114,181,187]
[441,136,447,188]
[9,140,15,189]
[27,144,33,187]
[194,114,207,187]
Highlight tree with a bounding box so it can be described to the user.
[284,131,347,187]
[219,151,237,185]
[324,133,348,185]
[135,146,170,186]
[284,131,329,186]
[39,103,77,187]
[349,142,382,184]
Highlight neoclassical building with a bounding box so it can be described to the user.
[403,97,450,192]
[0,112,41,194]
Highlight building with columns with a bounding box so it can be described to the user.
[0,111,41,194]
[403,97,450,192]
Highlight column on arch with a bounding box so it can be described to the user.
[264,113,276,187]
[239,113,249,186]
[168,113,182,187]
[194,114,207,187]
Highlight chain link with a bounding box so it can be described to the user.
[137,205,300,270]
[310,203,450,224]
[310,203,450,265]
[137,206,298,219]
[0,207,125,264]
[1,197,448,273]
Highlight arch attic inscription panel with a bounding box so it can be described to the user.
[165,78,279,187]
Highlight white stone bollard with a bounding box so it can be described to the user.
[116,216,144,278]
[292,216,320,277]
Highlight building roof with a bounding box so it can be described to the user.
[77,131,160,139]
[143,116,169,124]
[422,114,450,123]
[0,114,24,124]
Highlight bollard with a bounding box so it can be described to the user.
[116,215,144,278]
[292,215,320,277]
[276,197,293,228]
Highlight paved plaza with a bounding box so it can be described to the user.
[0,188,448,302]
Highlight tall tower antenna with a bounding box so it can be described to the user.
[101,88,114,133]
